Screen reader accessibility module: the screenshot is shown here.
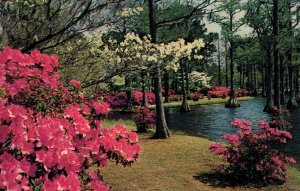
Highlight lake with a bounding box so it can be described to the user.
[165,98,300,163]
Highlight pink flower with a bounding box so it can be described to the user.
[285,157,296,165]
[91,101,110,115]
[209,142,227,155]
[128,132,139,143]
[70,79,81,90]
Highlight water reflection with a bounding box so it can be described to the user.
[165,98,300,162]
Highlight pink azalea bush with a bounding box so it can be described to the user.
[192,91,204,101]
[133,107,155,133]
[146,91,156,105]
[0,47,141,190]
[208,86,229,98]
[209,118,296,183]
[104,92,127,109]
[132,90,143,105]
[161,89,175,97]
[104,90,155,108]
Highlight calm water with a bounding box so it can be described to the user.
[165,98,300,162]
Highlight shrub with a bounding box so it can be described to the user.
[192,91,203,101]
[104,92,127,109]
[0,47,141,191]
[235,89,248,97]
[105,90,155,108]
[134,107,155,133]
[161,89,175,96]
[208,86,229,98]
[169,89,175,96]
[146,91,156,105]
[132,90,143,105]
[209,119,296,184]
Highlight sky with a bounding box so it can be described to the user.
[205,19,253,37]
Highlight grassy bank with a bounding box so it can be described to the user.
[99,120,300,191]
[149,96,255,109]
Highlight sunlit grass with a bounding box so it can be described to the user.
[103,119,136,131]
[99,120,300,191]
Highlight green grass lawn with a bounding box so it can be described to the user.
[99,120,300,191]
[149,96,255,109]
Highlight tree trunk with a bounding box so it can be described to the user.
[273,0,281,109]
[218,37,222,86]
[280,55,285,105]
[242,64,245,88]
[296,67,300,103]
[180,60,191,112]
[185,61,190,98]
[225,39,229,87]
[174,76,178,94]
[286,1,298,109]
[239,69,242,88]
[124,76,134,111]
[149,0,170,138]
[264,49,273,112]
[225,39,240,107]
[262,66,266,97]
[287,65,298,109]
[164,71,170,103]
[141,71,147,107]
[253,64,257,96]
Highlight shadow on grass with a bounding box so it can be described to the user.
[193,170,284,189]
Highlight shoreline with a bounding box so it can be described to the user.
[149,96,255,109]
[110,96,256,113]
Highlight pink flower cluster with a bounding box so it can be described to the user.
[209,118,296,183]
[132,90,156,105]
[134,107,155,133]
[192,91,203,101]
[0,47,141,191]
[104,90,156,109]
[104,92,127,109]
[161,89,175,96]
[208,86,229,98]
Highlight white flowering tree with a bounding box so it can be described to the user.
[190,71,212,89]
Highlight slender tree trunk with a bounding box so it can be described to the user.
[185,61,190,98]
[264,49,273,112]
[124,75,134,111]
[180,59,191,112]
[286,1,298,109]
[280,55,285,105]
[164,71,170,103]
[296,67,300,103]
[253,64,257,95]
[287,65,298,109]
[249,65,253,94]
[225,39,229,87]
[123,20,134,111]
[262,66,266,97]
[247,69,250,91]
[225,39,240,107]
[141,71,147,107]
[174,75,178,94]
[239,70,242,88]
[242,64,245,88]
[218,37,222,86]
[149,0,170,138]
[273,0,281,109]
